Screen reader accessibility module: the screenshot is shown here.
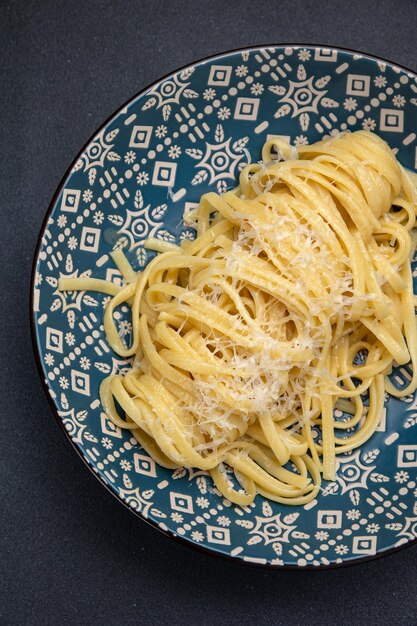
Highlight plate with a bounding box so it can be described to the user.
[31,45,417,568]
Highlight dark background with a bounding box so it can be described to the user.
[2,0,417,624]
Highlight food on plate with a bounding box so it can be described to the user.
[59,131,417,505]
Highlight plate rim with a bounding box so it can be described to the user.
[30,42,417,570]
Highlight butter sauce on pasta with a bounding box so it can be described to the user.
[59,131,417,506]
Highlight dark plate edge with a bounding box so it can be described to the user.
[30,42,417,571]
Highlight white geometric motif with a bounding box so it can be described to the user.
[314,48,338,62]
[206,526,231,545]
[111,191,169,251]
[70,369,90,396]
[129,125,153,149]
[186,124,249,194]
[170,492,194,514]
[80,227,101,253]
[46,327,63,353]
[208,65,233,86]
[234,97,260,121]
[61,189,81,213]
[336,450,375,493]
[100,412,122,438]
[73,128,120,179]
[59,408,87,445]
[152,161,177,187]
[397,445,417,467]
[270,64,337,131]
[352,536,377,555]
[346,74,371,97]
[134,453,157,477]
[317,510,342,529]
[250,513,298,545]
[380,108,404,132]
[142,68,198,120]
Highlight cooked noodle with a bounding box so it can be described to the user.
[59,131,417,505]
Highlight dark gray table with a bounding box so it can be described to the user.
[2,1,417,623]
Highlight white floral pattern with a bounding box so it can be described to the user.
[33,46,417,568]
[186,124,249,194]
[269,63,338,131]
[72,128,121,186]
[142,67,198,121]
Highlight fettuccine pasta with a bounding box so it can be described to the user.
[59,130,417,506]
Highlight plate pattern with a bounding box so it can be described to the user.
[33,46,417,566]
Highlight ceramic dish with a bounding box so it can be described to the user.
[31,45,417,567]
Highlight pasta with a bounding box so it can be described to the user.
[59,130,417,506]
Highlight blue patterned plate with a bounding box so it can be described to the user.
[31,45,417,568]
